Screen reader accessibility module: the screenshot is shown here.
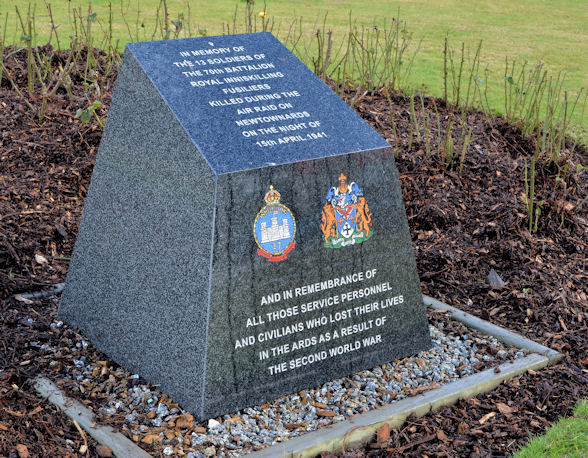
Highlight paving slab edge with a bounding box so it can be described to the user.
[33,377,151,458]
[252,295,563,457]
[30,295,562,458]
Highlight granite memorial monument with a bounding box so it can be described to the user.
[59,32,432,419]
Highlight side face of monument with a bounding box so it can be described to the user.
[58,47,217,407]
[59,32,431,419]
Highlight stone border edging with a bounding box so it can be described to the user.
[423,295,562,363]
[252,296,563,457]
[33,377,151,458]
[31,296,562,457]
[14,283,65,300]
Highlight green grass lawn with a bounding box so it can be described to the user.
[515,400,588,457]
[1,0,586,130]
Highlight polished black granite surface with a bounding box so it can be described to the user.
[59,33,431,419]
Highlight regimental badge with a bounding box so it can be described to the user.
[254,185,296,262]
[321,173,373,248]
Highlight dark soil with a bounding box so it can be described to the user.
[1,46,587,457]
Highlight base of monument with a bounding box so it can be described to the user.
[251,295,562,457]
[30,295,561,457]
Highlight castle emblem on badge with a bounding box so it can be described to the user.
[254,185,296,262]
[321,173,373,248]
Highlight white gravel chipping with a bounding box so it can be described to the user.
[55,316,526,456]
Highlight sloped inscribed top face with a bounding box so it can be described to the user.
[126,32,388,174]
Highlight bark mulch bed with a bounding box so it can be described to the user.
[1,46,587,457]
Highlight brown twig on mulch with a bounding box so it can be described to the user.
[1,46,587,457]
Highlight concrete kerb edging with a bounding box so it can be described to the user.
[252,295,563,458]
[423,295,563,364]
[33,377,151,458]
[252,354,549,457]
[31,296,562,458]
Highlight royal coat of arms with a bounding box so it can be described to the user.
[254,185,296,262]
[321,173,373,248]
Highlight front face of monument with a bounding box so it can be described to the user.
[205,147,431,415]
[59,32,431,419]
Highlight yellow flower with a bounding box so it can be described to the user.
[258,11,267,19]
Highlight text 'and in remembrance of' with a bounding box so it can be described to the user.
[233,268,406,375]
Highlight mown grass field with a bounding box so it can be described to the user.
[2,0,587,131]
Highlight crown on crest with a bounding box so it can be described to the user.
[264,185,281,204]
